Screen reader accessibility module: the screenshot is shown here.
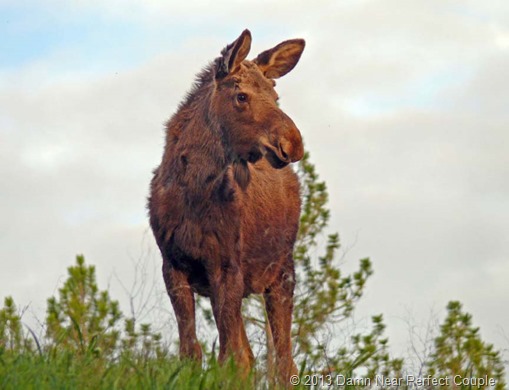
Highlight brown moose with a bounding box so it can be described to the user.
[148,29,305,382]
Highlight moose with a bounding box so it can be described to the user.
[148,29,305,382]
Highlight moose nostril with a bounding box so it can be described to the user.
[279,143,289,161]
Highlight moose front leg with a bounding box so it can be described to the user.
[264,265,298,384]
[209,262,254,372]
[162,259,202,361]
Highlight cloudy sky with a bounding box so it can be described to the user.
[1,0,508,366]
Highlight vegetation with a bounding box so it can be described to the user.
[0,153,506,388]
[0,257,255,390]
[292,152,403,378]
[427,301,506,389]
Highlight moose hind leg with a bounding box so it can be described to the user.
[162,260,202,361]
[264,264,298,384]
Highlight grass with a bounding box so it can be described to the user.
[0,350,258,390]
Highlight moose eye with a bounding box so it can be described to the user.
[236,93,248,103]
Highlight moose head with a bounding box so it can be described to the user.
[211,29,305,172]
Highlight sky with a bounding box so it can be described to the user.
[1,0,508,370]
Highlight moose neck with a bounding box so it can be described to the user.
[168,86,240,207]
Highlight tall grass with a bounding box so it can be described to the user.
[0,350,260,390]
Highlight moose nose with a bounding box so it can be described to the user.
[279,133,304,163]
[278,111,304,163]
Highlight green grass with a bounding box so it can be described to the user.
[0,350,258,390]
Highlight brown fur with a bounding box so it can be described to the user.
[148,29,305,383]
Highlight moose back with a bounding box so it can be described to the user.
[148,29,305,382]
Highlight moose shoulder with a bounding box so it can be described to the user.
[148,29,305,383]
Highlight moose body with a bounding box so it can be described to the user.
[148,30,305,381]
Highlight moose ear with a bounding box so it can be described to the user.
[253,39,305,79]
[216,29,252,78]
